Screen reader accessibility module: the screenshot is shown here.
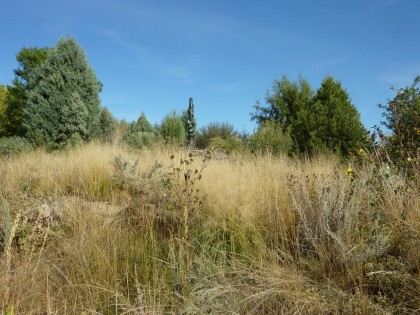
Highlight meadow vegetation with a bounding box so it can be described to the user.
[1,37,418,314]
[1,143,419,314]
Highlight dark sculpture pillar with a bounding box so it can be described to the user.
[187,97,195,148]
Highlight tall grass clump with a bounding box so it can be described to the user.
[0,143,115,199]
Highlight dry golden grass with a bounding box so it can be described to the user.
[1,143,419,314]
[0,144,116,199]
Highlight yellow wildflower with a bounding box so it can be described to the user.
[346,168,354,177]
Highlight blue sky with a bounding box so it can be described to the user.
[1,0,419,132]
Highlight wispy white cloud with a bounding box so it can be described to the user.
[209,83,236,92]
[383,0,404,7]
[184,13,237,39]
[311,55,353,72]
[165,65,194,81]
[379,60,420,87]
[93,27,196,83]
[93,2,238,41]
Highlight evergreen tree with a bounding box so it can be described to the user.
[118,118,130,134]
[4,47,49,136]
[24,38,102,146]
[136,112,155,132]
[307,75,368,155]
[98,107,117,143]
[160,110,185,145]
[253,74,367,155]
[122,112,158,149]
[57,92,88,146]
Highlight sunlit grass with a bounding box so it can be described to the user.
[1,143,419,314]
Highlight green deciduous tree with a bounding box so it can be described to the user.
[0,85,8,136]
[3,47,49,136]
[252,75,314,152]
[307,75,368,155]
[24,38,102,147]
[377,76,420,169]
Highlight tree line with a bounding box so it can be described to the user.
[0,37,418,163]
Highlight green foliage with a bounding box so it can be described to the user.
[117,118,130,135]
[252,75,367,155]
[136,112,155,133]
[248,121,292,155]
[160,110,185,145]
[14,47,50,84]
[209,135,244,154]
[24,38,102,147]
[5,305,14,315]
[98,107,117,143]
[56,92,88,147]
[195,122,238,149]
[112,153,163,191]
[0,136,33,156]
[121,112,158,149]
[0,85,8,136]
[3,47,49,137]
[307,75,368,155]
[377,76,420,172]
[252,75,314,152]
[123,131,159,149]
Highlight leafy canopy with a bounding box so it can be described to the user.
[252,75,314,152]
[0,85,8,136]
[377,76,420,167]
